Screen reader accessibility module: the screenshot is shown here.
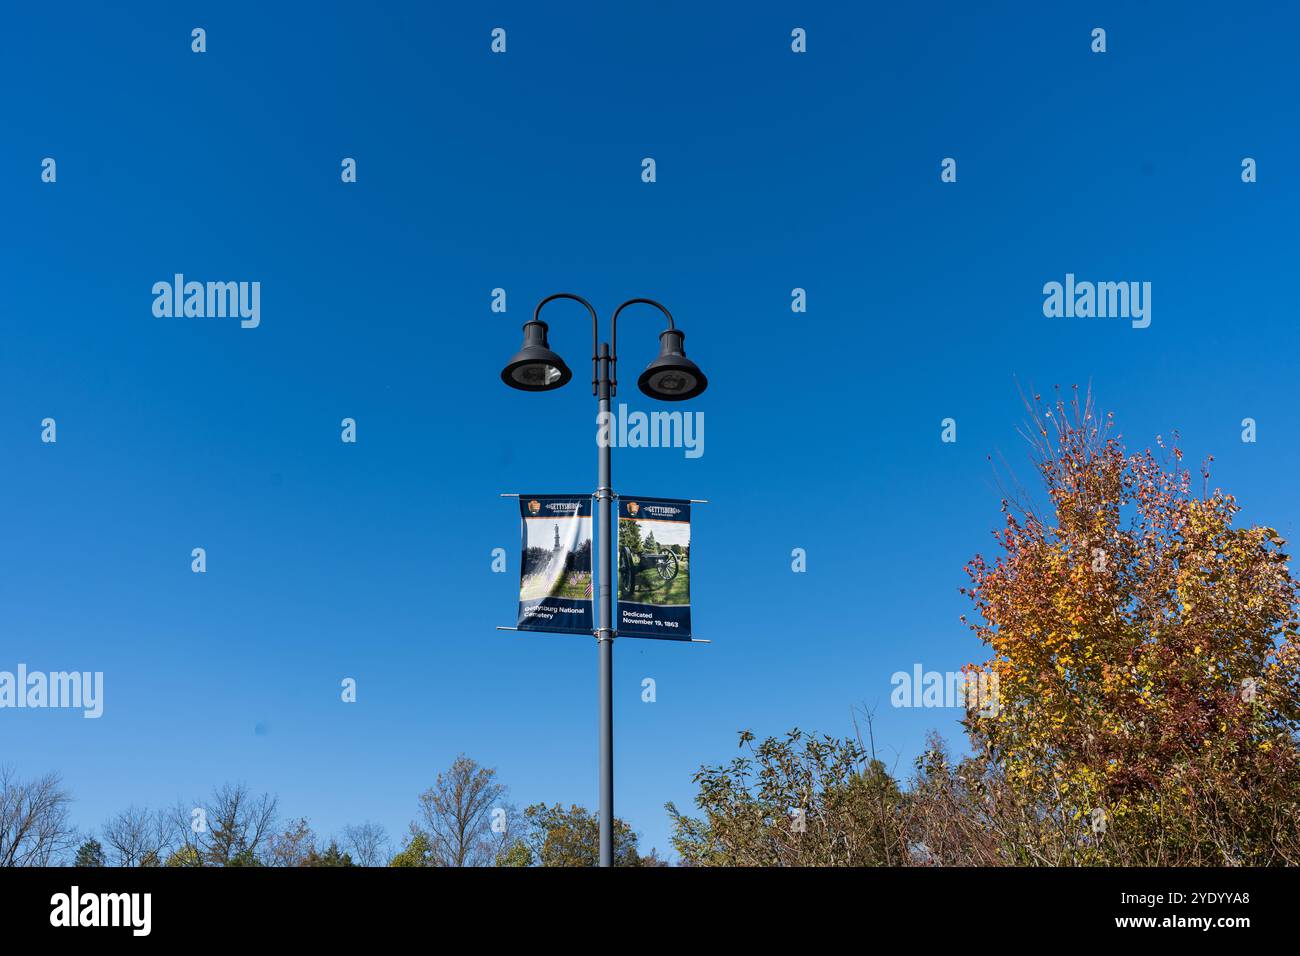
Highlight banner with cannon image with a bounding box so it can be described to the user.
[517,495,594,634]
[617,497,691,640]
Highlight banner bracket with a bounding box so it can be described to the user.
[498,626,595,639]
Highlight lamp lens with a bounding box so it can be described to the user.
[514,363,562,386]
[649,370,696,394]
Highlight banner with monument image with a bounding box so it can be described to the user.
[617,497,692,640]
[517,495,593,634]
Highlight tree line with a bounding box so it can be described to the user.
[0,757,664,868]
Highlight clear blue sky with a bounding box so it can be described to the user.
[2,2,1297,862]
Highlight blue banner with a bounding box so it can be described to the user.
[617,497,692,640]
[517,495,593,634]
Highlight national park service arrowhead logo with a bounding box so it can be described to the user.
[527,499,541,515]
[626,501,640,516]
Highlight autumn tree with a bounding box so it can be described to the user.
[961,389,1300,864]
[266,817,317,867]
[414,755,510,867]
[497,803,652,866]
[165,783,278,867]
[162,845,200,866]
[388,831,435,867]
[668,726,906,866]
[670,392,1300,867]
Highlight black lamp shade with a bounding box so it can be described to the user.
[637,329,707,401]
[501,320,572,391]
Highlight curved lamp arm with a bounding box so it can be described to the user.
[534,292,600,395]
[610,298,675,396]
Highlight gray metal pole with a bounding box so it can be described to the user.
[596,342,615,867]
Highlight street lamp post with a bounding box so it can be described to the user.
[595,340,615,868]
[501,293,707,867]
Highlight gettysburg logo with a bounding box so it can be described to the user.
[641,503,682,518]
[541,501,581,514]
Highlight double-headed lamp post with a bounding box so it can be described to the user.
[500,293,708,867]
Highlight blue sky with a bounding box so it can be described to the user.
[2,2,1297,861]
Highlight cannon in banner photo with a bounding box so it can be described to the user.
[618,543,680,594]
